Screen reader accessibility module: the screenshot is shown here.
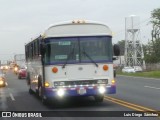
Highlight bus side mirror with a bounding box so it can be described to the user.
[40,43,46,56]
[113,44,120,56]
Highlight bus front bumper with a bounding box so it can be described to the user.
[44,85,116,98]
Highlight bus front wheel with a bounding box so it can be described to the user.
[29,88,34,94]
[38,85,50,105]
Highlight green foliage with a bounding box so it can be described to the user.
[144,54,159,63]
[117,71,160,78]
[144,8,160,63]
[151,8,160,25]
[151,8,160,41]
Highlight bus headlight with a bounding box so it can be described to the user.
[57,89,65,97]
[98,86,106,94]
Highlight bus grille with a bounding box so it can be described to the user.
[54,79,108,87]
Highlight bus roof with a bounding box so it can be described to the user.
[42,20,112,38]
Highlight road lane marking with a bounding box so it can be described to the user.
[5,82,8,86]
[105,96,160,115]
[144,86,160,90]
[0,89,8,110]
[104,97,143,111]
[105,96,156,111]
[7,88,16,101]
[9,93,15,101]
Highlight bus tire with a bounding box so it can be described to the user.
[94,95,104,102]
[42,97,49,105]
[37,76,42,97]
[29,88,34,94]
[40,86,50,105]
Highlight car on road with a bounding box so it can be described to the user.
[133,66,143,72]
[0,70,6,87]
[18,68,27,79]
[0,65,9,70]
[122,66,135,73]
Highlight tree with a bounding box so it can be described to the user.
[151,8,160,41]
[144,8,160,63]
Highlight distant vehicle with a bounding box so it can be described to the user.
[10,63,16,69]
[133,66,143,72]
[0,70,6,87]
[14,54,25,70]
[0,65,9,70]
[13,64,20,75]
[122,67,135,73]
[18,68,27,79]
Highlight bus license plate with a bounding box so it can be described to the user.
[77,88,86,95]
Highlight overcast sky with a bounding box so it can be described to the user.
[0,0,159,62]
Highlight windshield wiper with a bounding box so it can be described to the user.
[62,48,74,68]
[82,49,98,67]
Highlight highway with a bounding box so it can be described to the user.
[110,75,160,111]
[0,70,160,120]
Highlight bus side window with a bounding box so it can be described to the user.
[28,43,32,60]
[33,41,35,58]
[31,43,34,60]
[37,39,39,56]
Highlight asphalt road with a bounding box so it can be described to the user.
[110,75,160,111]
[0,70,159,120]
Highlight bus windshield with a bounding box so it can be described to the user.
[44,36,112,65]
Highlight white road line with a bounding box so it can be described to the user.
[0,89,8,110]
[9,93,15,101]
[144,86,160,90]
[5,82,8,86]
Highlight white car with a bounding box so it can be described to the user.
[133,66,143,72]
[122,67,135,73]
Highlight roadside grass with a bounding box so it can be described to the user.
[117,71,160,78]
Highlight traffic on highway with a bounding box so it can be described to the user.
[0,0,160,119]
[0,20,160,120]
[0,70,160,119]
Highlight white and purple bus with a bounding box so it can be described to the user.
[25,20,120,105]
